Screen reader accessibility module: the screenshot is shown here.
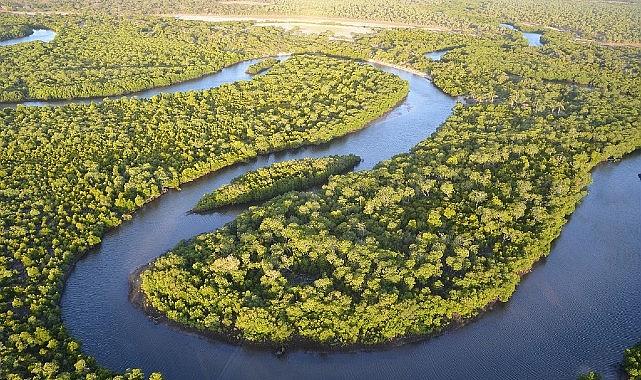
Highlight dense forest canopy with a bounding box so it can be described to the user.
[0,6,639,380]
[0,16,324,102]
[2,0,641,43]
[0,52,406,379]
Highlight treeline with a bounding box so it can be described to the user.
[194,154,361,212]
[0,55,406,379]
[246,58,280,75]
[4,0,641,43]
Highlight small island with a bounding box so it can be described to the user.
[193,154,361,212]
[245,58,280,75]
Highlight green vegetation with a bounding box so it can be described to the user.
[0,17,326,102]
[1,16,254,101]
[578,372,601,380]
[0,6,639,379]
[246,58,280,75]
[6,0,641,43]
[137,9,641,348]
[194,155,361,212]
[0,54,405,378]
[138,82,641,345]
[625,343,641,379]
[0,14,33,41]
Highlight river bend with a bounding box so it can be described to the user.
[51,58,641,379]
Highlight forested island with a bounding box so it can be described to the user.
[193,155,361,212]
[0,2,640,379]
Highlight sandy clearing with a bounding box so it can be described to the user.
[173,14,453,33]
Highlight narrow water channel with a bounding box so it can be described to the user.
[0,55,289,108]
[500,23,543,47]
[51,58,641,379]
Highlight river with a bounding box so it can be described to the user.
[0,55,289,108]
[0,28,56,46]
[43,57,640,379]
[500,23,543,47]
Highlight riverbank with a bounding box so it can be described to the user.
[129,258,506,354]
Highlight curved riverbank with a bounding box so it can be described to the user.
[61,59,459,378]
[128,261,504,353]
[58,53,641,379]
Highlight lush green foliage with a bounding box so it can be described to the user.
[246,58,280,75]
[0,16,324,102]
[625,343,641,379]
[0,54,405,378]
[137,12,641,348]
[194,155,361,211]
[577,372,601,380]
[1,9,640,379]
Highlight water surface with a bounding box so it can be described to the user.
[425,49,451,61]
[1,56,288,108]
[0,28,56,46]
[500,23,543,47]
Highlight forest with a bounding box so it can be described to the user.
[4,0,641,43]
[0,16,306,102]
[138,83,641,346]
[0,52,406,379]
[0,6,640,380]
[194,155,361,212]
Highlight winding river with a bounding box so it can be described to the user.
[4,53,631,379]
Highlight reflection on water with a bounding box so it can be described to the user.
[0,28,56,46]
